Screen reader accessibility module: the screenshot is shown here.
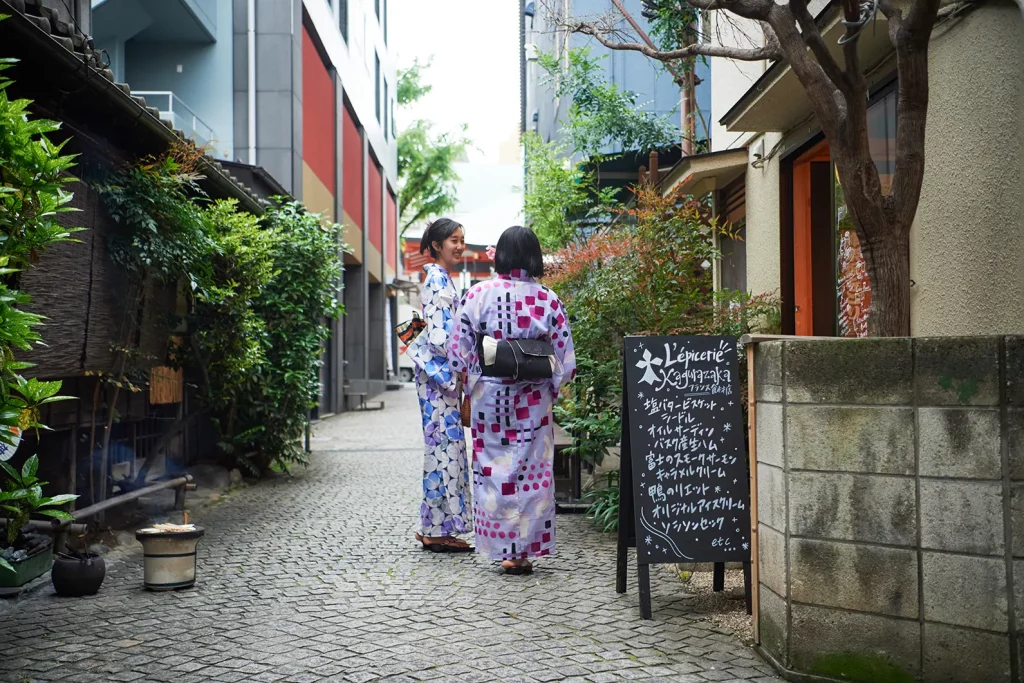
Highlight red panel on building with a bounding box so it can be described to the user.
[386,191,397,271]
[342,104,363,227]
[368,159,383,253]
[301,27,335,192]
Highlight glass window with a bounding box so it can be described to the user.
[383,79,389,139]
[337,0,348,42]
[834,87,895,337]
[375,52,381,122]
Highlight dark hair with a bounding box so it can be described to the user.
[420,218,462,259]
[494,226,544,278]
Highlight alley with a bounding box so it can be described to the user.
[1,388,778,683]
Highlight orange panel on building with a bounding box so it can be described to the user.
[342,105,363,227]
[386,191,397,271]
[368,159,383,253]
[301,27,335,191]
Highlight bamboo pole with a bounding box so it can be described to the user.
[746,343,761,643]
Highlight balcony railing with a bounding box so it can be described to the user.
[131,91,216,151]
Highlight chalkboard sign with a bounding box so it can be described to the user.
[616,335,752,618]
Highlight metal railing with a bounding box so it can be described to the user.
[131,91,216,151]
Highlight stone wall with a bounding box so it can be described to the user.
[753,336,1024,683]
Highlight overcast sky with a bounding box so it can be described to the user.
[391,0,524,245]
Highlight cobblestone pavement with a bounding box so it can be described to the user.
[1,388,780,683]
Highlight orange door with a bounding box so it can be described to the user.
[791,141,830,336]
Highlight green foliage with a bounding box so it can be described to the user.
[583,470,620,533]
[396,60,471,234]
[217,201,344,475]
[538,47,679,160]
[0,49,79,553]
[397,120,469,234]
[189,200,273,421]
[0,456,76,549]
[99,151,212,289]
[547,185,781,471]
[522,132,618,251]
[101,150,345,477]
[641,1,703,55]
[396,57,432,106]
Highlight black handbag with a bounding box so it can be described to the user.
[479,337,555,380]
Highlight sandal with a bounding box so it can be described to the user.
[502,559,533,575]
[420,535,474,553]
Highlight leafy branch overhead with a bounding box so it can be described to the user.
[0,48,79,563]
[538,47,681,158]
[395,58,471,234]
[547,0,955,336]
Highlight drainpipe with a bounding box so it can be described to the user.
[247,0,257,164]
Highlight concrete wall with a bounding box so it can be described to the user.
[754,336,1024,683]
[124,0,235,160]
[909,1,1024,337]
[744,132,783,298]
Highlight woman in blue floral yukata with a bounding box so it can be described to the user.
[407,218,473,553]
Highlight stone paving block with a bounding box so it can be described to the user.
[920,479,1005,555]
[1010,410,1024,480]
[790,538,918,618]
[757,524,785,598]
[758,586,788,667]
[915,336,1001,406]
[755,402,784,468]
[784,338,913,405]
[754,342,783,403]
[786,405,915,474]
[923,623,1011,683]
[922,552,1008,631]
[789,471,916,546]
[0,389,771,683]
[1008,337,1024,407]
[757,463,786,532]
[919,408,1002,479]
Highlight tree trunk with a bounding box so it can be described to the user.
[862,227,911,337]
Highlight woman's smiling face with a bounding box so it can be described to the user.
[434,226,465,269]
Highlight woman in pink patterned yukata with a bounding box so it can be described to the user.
[449,226,576,575]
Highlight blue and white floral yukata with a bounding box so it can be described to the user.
[407,264,471,537]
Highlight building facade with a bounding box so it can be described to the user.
[662,0,1023,338]
[91,0,401,413]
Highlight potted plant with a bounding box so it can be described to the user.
[0,455,78,588]
[51,550,105,597]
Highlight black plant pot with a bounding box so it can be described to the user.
[51,554,105,597]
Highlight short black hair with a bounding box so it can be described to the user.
[494,226,544,278]
[420,218,462,259]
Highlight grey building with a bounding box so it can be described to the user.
[521,0,711,157]
[90,0,401,414]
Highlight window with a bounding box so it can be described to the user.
[383,79,389,140]
[336,0,348,42]
[374,0,380,19]
[383,0,388,43]
[374,52,381,122]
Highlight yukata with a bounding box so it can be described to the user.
[407,264,471,537]
[449,269,576,560]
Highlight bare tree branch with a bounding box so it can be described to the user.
[609,0,687,84]
[789,0,853,93]
[567,17,781,61]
